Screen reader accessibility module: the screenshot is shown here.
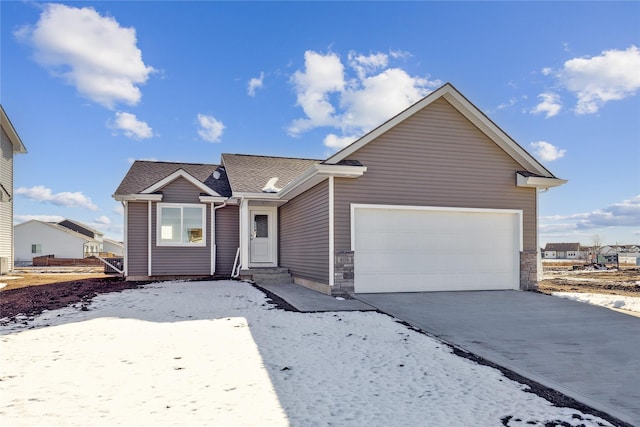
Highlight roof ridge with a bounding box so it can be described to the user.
[135,160,220,167]
[222,153,322,161]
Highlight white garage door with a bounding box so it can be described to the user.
[352,205,521,293]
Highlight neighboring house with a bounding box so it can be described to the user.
[14,219,105,265]
[543,243,583,260]
[0,105,27,274]
[114,83,566,294]
[103,238,124,256]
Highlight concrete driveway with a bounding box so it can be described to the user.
[355,290,640,426]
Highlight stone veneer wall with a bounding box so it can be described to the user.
[520,250,538,291]
[334,250,354,295]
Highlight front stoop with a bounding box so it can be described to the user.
[242,267,293,285]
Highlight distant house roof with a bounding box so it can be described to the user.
[544,243,581,252]
[58,219,103,238]
[0,104,27,154]
[221,153,321,194]
[113,161,231,197]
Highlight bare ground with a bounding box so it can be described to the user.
[538,267,640,297]
[2,265,638,323]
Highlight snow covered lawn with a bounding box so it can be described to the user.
[553,292,640,314]
[1,281,614,426]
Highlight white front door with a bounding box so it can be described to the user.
[250,210,275,264]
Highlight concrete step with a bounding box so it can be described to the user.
[249,268,293,285]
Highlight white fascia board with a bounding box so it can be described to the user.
[0,105,27,154]
[199,196,228,203]
[517,173,568,189]
[277,164,367,200]
[113,194,163,202]
[442,90,553,177]
[141,169,221,196]
[325,83,556,179]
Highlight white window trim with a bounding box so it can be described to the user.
[156,203,207,247]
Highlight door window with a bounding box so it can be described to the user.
[254,214,269,238]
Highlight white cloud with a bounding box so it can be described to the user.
[197,114,225,143]
[540,195,640,233]
[15,3,154,109]
[323,134,358,150]
[112,112,153,140]
[529,141,566,162]
[113,204,124,216]
[348,51,389,80]
[94,215,111,225]
[288,51,345,135]
[531,92,562,118]
[288,49,440,149]
[247,72,264,97]
[541,67,553,76]
[558,45,640,114]
[14,214,65,224]
[15,185,98,211]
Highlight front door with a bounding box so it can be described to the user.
[250,210,274,264]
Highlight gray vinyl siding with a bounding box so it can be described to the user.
[279,181,330,285]
[214,205,239,277]
[151,177,211,276]
[126,202,149,276]
[334,97,537,253]
[1,128,14,271]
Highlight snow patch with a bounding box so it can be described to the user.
[0,281,614,426]
[553,292,640,313]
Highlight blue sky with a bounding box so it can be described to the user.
[2,1,639,246]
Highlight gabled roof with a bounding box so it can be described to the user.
[0,105,27,154]
[221,153,321,194]
[326,83,560,180]
[544,243,581,252]
[113,161,231,198]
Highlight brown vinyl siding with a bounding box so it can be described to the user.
[126,202,149,276]
[151,177,211,276]
[214,205,239,277]
[279,181,330,284]
[334,97,537,253]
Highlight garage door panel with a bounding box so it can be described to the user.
[353,206,520,293]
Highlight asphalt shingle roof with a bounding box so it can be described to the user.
[114,161,231,197]
[544,243,581,252]
[221,153,321,193]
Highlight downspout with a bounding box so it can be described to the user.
[122,201,128,276]
[211,201,228,275]
[148,200,152,277]
[239,196,248,274]
[329,176,335,288]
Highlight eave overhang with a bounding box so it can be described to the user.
[0,105,27,154]
[516,172,567,189]
[276,164,367,200]
[113,193,163,202]
[199,195,234,204]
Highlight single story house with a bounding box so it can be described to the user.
[543,243,584,260]
[114,83,566,294]
[14,219,105,265]
[1,105,27,274]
